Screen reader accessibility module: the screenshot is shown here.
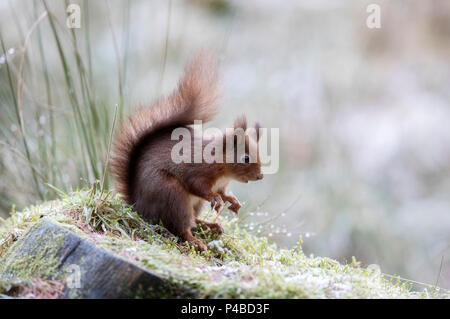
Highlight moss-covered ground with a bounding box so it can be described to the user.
[0,187,448,299]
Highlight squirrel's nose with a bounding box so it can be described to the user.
[256,173,264,180]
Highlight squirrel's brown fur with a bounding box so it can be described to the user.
[110,52,263,251]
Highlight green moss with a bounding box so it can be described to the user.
[0,220,67,280]
[1,187,449,299]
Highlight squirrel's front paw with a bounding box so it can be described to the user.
[197,219,225,234]
[209,194,224,212]
[228,200,242,215]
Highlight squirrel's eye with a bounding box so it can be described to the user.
[241,155,250,164]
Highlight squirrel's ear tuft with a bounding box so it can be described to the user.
[233,115,247,131]
[254,121,261,141]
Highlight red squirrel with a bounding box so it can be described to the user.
[110,52,263,251]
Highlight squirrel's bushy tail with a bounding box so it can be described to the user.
[110,52,220,203]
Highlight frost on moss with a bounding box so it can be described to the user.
[0,188,448,299]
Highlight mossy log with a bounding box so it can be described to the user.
[1,190,444,298]
[0,220,192,298]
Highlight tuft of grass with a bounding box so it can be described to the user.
[0,0,131,211]
[1,186,449,299]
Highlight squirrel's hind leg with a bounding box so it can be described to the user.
[195,218,224,234]
[180,228,208,252]
[160,176,208,252]
[193,200,224,234]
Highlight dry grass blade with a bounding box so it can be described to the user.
[100,103,119,197]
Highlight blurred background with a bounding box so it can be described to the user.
[1,0,449,289]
